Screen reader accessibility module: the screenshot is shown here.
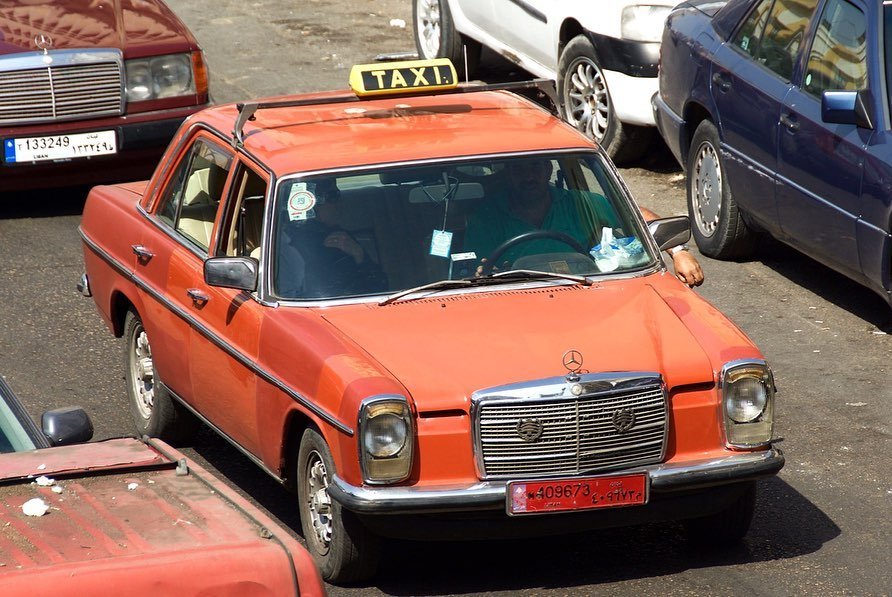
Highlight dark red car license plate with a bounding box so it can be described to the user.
[507,473,648,515]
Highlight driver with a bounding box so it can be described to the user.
[463,159,704,287]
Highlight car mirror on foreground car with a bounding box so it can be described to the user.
[822,90,874,130]
[41,407,94,446]
[204,257,258,292]
[648,216,691,251]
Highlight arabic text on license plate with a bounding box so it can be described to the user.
[507,473,647,515]
[4,130,117,163]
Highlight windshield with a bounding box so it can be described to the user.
[272,153,657,300]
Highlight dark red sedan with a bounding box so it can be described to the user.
[0,0,210,192]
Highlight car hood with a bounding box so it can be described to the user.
[0,0,194,57]
[0,438,310,595]
[320,281,719,413]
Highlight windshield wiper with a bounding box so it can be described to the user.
[378,270,591,306]
[378,279,473,306]
[487,269,593,286]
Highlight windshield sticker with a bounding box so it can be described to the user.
[287,183,316,221]
[430,229,453,258]
[450,251,476,261]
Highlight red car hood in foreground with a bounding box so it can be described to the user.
[0,0,193,56]
[321,281,726,412]
[0,438,324,596]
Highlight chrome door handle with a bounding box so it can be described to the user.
[779,113,800,132]
[131,244,154,261]
[186,288,209,304]
[712,72,731,92]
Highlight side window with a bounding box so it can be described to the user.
[757,0,819,81]
[803,0,867,96]
[219,163,268,259]
[733,0,774,58]
[155,138,233,251]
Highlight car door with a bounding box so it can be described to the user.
[185,159,269,456]
[136,134,233,404]
[487,0,553,70]
[710,0,818,233]
[776,0,869,275]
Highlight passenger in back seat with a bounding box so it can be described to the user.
[276,178,387,299]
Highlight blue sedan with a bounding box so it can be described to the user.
[652,0,891,306]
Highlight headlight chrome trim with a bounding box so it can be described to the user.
[358,394,415,485]
[719,359,776,449]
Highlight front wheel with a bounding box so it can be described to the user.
[558,35,652,165]
[686,120,757,259]
[297,428,380,583]
[123,309,198,444]
[413,0,480,78]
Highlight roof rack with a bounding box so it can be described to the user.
[230,78,559,147]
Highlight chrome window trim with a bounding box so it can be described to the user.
[470,371,668,479]
[78,227,352,436]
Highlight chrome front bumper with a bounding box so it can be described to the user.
[329,447,784,515]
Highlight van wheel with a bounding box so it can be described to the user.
[413,0,480,78]
[558,34,652,165]
[123,310,198,444]
[684,482,757,544]
[297,428,380,583]
[686,120,757,259]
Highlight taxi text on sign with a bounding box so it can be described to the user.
[349,59,458,97]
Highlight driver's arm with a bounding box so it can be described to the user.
[639,207,704,288]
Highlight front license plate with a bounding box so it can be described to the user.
[4,130,117,164]
[507,473,648,515]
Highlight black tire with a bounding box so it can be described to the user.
[123,309,198,444]
[684,482,757,545]
[413,0,480,78]
[297,427,380,583]
[686,120,757,259]
[558,34,653,165]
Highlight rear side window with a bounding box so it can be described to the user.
[803,0,867,96]
[156,138,233,251]
[734,0,818,81]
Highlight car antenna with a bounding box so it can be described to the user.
[463,45,469,84]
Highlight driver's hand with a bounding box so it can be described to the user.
[671,250,704,287]
[474,258,510,277]
[324,231,364,263]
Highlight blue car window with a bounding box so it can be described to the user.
[803,0,867,96]
[759,0,819,81]
[732,0,773,59]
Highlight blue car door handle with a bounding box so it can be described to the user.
[780,113,800,132]
[712,72,731,92]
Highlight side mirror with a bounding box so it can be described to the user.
[822,90,874,129]
[204,256,258,292]
[42,407,94,446]
[648,216,691,252]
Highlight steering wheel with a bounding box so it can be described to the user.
[482,230,589,275]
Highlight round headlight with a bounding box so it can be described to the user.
[152,54,194,98]
[362,412,407,457]
[725,376,768,423]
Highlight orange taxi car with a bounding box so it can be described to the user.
[79,59,784,583]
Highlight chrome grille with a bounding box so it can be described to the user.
[474,375,667,479]
[0,51,123,125]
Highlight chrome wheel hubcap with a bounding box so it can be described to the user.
[130,328,155,419]
[564,58,609,142]
[416,0,441,58]
[306,451,333,552]
[693,142,722,237]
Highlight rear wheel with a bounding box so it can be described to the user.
[686,120,757,258]
[413,0,480,78]
[123,309,198,444]
[297,428,380,583]
[684,482,757,544]
[558,35,652,164]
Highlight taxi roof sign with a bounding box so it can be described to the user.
[349,58,458,97]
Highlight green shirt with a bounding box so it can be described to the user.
[463,186,619,266]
